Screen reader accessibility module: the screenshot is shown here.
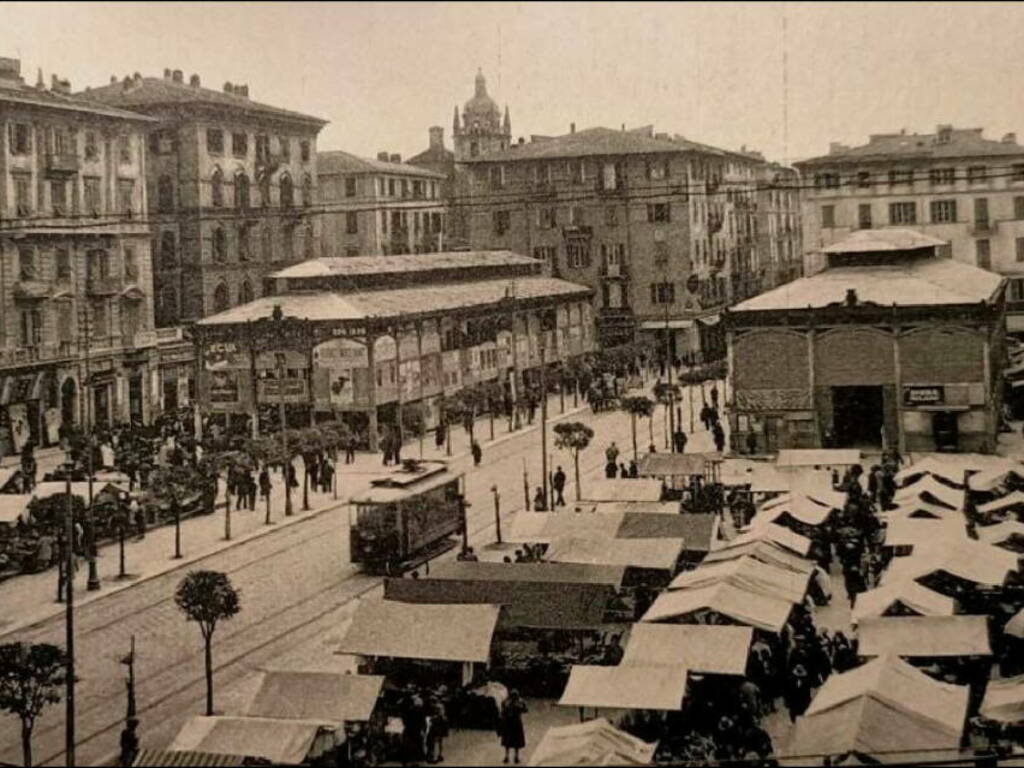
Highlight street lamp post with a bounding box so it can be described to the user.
[172,495,182,559]
[539,337,549,512]
[63,456,76,767]
[276,351,293,517]
[490,485,502,544]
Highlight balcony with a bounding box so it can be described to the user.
[45,153,80,177]
[86,273,123,296]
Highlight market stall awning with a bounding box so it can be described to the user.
[702,538,815,574]
[894,476,964,511]
[168,716,335,766]
[980,674,1024,723]
[528,718,657,767]
[132,750,255,767]
[636,453,708,478]
[641,582,793,633]
[969,462,1024,492]
[337,600,501,663]
[775,449,862,468]
[0,494,31,525]
[882,516,967,549]
[584,501,680,515]
[730,522,812,557]
[718,458,768,487]
[851,582,956,624]
[884,499,962,521]
[427,560,626,586]
[762,488,848,512]
[558,664,689,711]
[978,491,1024,515]
[668,556,812,605]
[544,535,685,572]
[895,457,968,487]
[752,495,834,527]
[857,616,991,658]
[881,539,1016,588]
[507,511,625,544]
[621,624,752,675]
[244,671,384,725]
[975,520,1024,547]
[580,479,664,503]
[1003,607,1024,638]
[616,512,715,544]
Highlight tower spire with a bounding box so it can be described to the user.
[453,105,460,135]
[503,105,511,135]
[475,68,487,97]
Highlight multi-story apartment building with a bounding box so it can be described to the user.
[0,57,157,455]
[408,126,456,243]
[795,125,1024,331]
[318,150,446,257]
[80,68,327,414]
[755,162,803,291]
[462,123,767,357]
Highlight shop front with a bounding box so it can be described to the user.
[0,369,58,455]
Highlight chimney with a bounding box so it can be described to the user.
[935,124,953,144]
[518,137,525,145]
[1003,132,1017,144]
[237,84,248,98]
[0,58,23,86]
[377,152,389,161]
[172,69,183,83]
[223,81,233,94]
[50,74,71,95]
[110,75,117,84]
[164,68,171,79]
[133,72,141,82]
[428,126,444,149]
[844,288,858,307]
[390,153,401,163]
[621,124,625,132]
[570,122,576,134]
[189,74,200,88]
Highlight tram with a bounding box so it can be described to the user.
[349,459,466,575]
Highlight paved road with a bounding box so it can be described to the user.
[0,380,720,767]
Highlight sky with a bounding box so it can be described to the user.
[4,1,1024,164]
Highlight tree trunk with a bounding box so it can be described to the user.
[573,379,579,408]
[489,408,495,441]
[21,721,32,768]
[648,414,654,447]
[574,453,582,502]
[119,525,126,577]
[204,635,215,716]
[302,464,310,511]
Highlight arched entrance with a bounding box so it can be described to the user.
[60,377,78,430]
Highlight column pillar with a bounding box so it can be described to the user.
[248,324,260,439]
[893,327,906,455]
[193,337,204,441]
[983,331,993,452]
[807,327,819,448]
[366,332,378,452]
[394,324,404,448]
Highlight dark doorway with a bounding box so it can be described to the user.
[933,411,960,452]
[61,377,77,429]
[832,385,884,447]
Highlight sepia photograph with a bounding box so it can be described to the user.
[2,1,1024,765]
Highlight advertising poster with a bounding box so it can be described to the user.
[209,370,240,404]
[8,403,29,453]
[314,339,368,408]
[44,408,62,445]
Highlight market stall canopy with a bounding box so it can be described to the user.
[719,459,768,487]
[1003,607,1024,638]
[544,536,684,572]
[851,582,956,624]
[621,624,752,675]
[702,539,815,574]
[975,520,1024,547]
[978,491,1024,515]
[616,512,715,544]
[244,671,384,725]
[980,675,1024,723]
[508,511,624,544]
[775,449,862,469]
[752,495,835,527]
[882,499,962,521]
[730,522,813,557]
[337,600,501,663]
[558,664,689,711]
[580,479,664,503]
[969,462,1024,492]
[0,494,31,525]
[895,457,968,488]
[882,517,966,549]
[762,488,848,512]
[528,718,657,767]
[636,453,709,478]
[668,556,811,605]
[581,502,681,515]
[0,467,23,494]
[426,560,626,586]
[857,616,991,658]
[131,750,257,767]
[168,716,335,766]
[641,582,793,633]
[894,476,964,511]
[881,540,1016,588]
[783,655,968,765]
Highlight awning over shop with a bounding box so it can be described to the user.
[636,453,709,478]
[337,600,501,663]
[244,671,384,725]
[776,449,862,469]
[580,479,664,503]
[168,716,335,766]
[851,582,956,624]
[639,320,693,330]
[641,582,793,633]
[980,675,1024,723]
[621,624,752,675]
[544,536,684,572]
[668,556,812,605]
[857,616,992,658]
[0,371,47,406]
[558,664,689,711]
[528,718,657,767]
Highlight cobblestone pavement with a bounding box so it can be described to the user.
[0,378,723,767]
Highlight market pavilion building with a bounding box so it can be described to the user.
[724,229,1006,455]
[191,251,594,449]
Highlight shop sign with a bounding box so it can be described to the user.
[904,385,944,406]
[209,370,240,404]
[259,379,308,403]
[205,342,248,371]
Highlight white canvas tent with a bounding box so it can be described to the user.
[702,538,815,574]
[543,536,684,572]
[730,522,813,557]
[775,449,862,469]
[851,582,956,624]
[894,476,964,511]
[980,675,1024,723]
[881,539,1017,588]
[528,718,657,766]
[752,494,835,527]
[975,520,1024,547]
[580,479,664,503]
[641,582,792,633]
[882,517,967,549]
[668,556,812,605]
[978,491,1024,516]
[558,664,688,711]
[168,716,336,765]
[620,624,752,675]
[857,616,991,658]
[244,670,384,726]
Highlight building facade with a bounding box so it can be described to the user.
[726,229,1005,455]
[408,126,457,244]
[192,251,594,451]
[795,125,1024,330]
[0,57,158,455]
[80,68,327,418]
[755,163,804,291]
[318,150,446,257]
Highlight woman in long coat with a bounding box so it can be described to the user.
[498,689,527,764]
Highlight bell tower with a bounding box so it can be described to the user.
[453,69,511,162]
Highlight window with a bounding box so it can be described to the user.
[856,171,872,188]
[234,172,250,209]
[345,177,357,197]
[929,167,955,186]
[51,180,67,216]
[566,241,590,269]
[605,206,618,227]
[538,207,556,229]
[207,129,224,154]
[157,175,174,212]
[1014,164,1024,183]
[238,225,250,262]
[160,231,177,268]
[647,160,668,181]
[650,282,675,304]
[857,203,871,229]
[888,168,912,186]
[117,135,132,164]
[84,131,98,161]
[212,227,227,262]
[13,174,31,216]
[282,226,295,261]
[569,206,585,226]
[647,203,670,223]
[280,175,294,208]
[9,123,31,155]
[976,239,991,269]
[492,210,511,235]
[117,179,135,216]
[18,247,35,281]
[967,166,988,185]
[1016,197,1024,220]
[157,285,178,326]
[387,179,396,197]
[20,309,42,347]
[1016,238,1024,263]
[262,225,273,261]
[1010,278,1024,302]
[231,132,248,157]
[975,197,989,225]
[889,201,917,225]
[239,280,254,304]
[304,224,315,259]
[401,180,409,198]
[346,211,359,234]
[489,166,504,190]
[213,282,230,313]
[300,140,310,163]
[259,174,272,208]
[255,134,270,164]
[55,248,70,279]
[930,199,957,223]
[91,300,110,340]
[211,168,224,207]
[302,175,312,207]
[814,172,840,189]
[653,240,669,266]
[533,246,556,267]
[821,205,836,228]
[124,247,138,280]
[86,250,110,286]
[84,177,101,215]
[279,136,291,162]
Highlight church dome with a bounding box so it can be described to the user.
[463,69,500,122]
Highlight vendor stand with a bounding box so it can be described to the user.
[641,581,793,635]
[851,581,956,624]
[620,624,752,676]
[666,555,814,606]
[580,479,664,504]
[168,716,337,766]
[528,718,657,766]
[542,535,686,588]
[0,494,37,579]
[558,663,689,719]
[635,453,721,511]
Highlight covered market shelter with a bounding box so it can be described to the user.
[856,616,992,658]
[242,670,385,728]
[168,716,337,766]
[558,664,689,712]
[528,718,657,766]
[666,555,812,605]
[851,581,956,624]
[641,582,793,634]
[580,479,664,503]
[620,624,752,676]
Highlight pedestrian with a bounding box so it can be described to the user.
[784,663,812,722]
[745,431,757,455]
[435,421,446,451]
[712,422,725,453]
[400,690,427,766]
[471,439,483,467]
[307,454,320,489]
[710,385,719,407]
[244,471,257,510]
[286,461,299,489]
[605,460,618,479]
[673,428,688,454]
[320,459,334,494]
[131,497,145,540]
[425,694,449,764]
[345,434,357,464]
[619,461,628,477]
[552,467,567,506]
[606,442,620,466]
[533,486,547,511]
[628,459,638,478]
[498,689,528,764]
[259,465,272,501]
